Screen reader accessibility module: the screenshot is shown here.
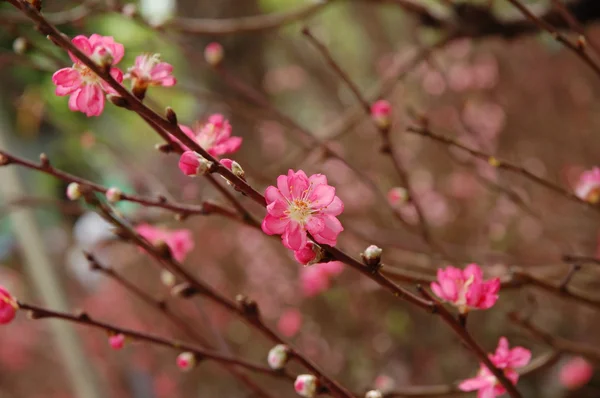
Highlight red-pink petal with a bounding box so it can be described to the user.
[52,68,82,96]
[261,214,289,235]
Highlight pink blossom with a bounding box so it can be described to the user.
[300,266,330,297]
[430,264,500,313]
[108,334,125,350]
[293,242,322,265]
[125,53,176,89]
[177,114,242,158]
[135,224,194,262]
[459,337,531,398]
[370,100,391,129]
[262,170,344,250]
[319,261,344,277]
[0,286,17,325]
[559,357,593,390]
[575,167,600,203]
[52,34,124,117]
[277,308,302,337]
[204,42,224,66]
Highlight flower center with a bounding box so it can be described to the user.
[75,63,101,85]
[286,198,313,224]
[456,274,475,313]
[197,124,218,149]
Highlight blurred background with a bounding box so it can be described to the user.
[0,0,600,397]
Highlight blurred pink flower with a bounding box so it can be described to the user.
[125,53,176,89]
[559,357,593,390]
[300,266,330,297]
[262,170,344,250]
[575,167,600,203]
[0,285,17,325]
[135,224,194,262]
[277,308,302,337]
[448,64,474,92]
[431,264,500,314]
[459,337,530,398]
[178,114,242,158]
[422,70,446,96]
[153,373,179,398]
[108,334,125,350]
[204,42,224,66]
[319,261,344,277]
[370,100,391,129]
[52,34,124,117]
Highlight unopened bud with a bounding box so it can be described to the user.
[13,37,29,54]
[365,390,383,398]
[108,333,126,350]
[66,182,82,200]
[220,158,245,179]
[267,344,290,370]
[370,99,391,129]
[178,151,213,177]
[294,374,318,398]
[166,107,178,125]
[171,282,199,298]
[107,94,128,108]
[387,187,409,206]
[105,187,122,203]
[204,42,224,67]
[160,270,176,287]
[362,245,382,267]
[176,352,196,371]
[293,242,324,266]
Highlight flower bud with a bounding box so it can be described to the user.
[387,187,409,206]
[66,182,82,200]
[108,333,126,350]
[220,158,245,179]
[267,344,289,370]
[0,286,18,325]
[362,245,382,267]
[293,242,324,266]
[204,42,224,67]
[294,374,318,398]
[13,37,29,54]
[171,282,199,298]
[178,151,213,177]
[370,100,391,129]
[176,352,196,371]
[160,270,176,287]
[105,187,122,203]
[365,390,383,398]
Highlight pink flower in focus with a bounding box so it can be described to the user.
[204,42,224,66]
[0,286,17,325]
[370,100,391,129]
[108,334,125,350]
[431,264,500,314]
[300,266,330,297]
[177,114,242,158]
[262,170,344,250]
[135,224,194,262]
[459,337,531,398]
[125,53,176,89]
[559,357,593,390]
[575,167,600,203]
[52,34,124,117]
[277,308,302,338]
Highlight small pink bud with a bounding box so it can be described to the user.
[362,245,382,266]
[105,187,122,203]
[176,352,196,371]
[559,357,593,390]
[387,187,408,206]
[160,270,176,287]
[293,242,323,266]
[0,286,17,325]
[108,334,126,350]
[178,151,213,177]
[365,390,383,398]
[294,374,318,398]
[267,344,289,370]
[370,100,391,129]
[66,182,82,200]
[204,42,224,67]
[220,158,245,179]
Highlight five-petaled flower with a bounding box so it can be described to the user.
[431,264,500,314]
[262,170,344,251]
[52,34,125,117]
[575,167,600,203]
[176,114,242,158]
[125,53,176,96]
[135,224,194,263]
[0,285,17,325]
[459,337,531,398]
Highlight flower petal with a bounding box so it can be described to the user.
[309,185,335,209]
[282,222,306,250]
[261,214,289,235]
[52,68,82,96]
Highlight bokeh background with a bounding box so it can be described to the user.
[0,0,600,397]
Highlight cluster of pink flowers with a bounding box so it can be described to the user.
[459,337,531,397]
[135,224,194,263]
[52,34,176,117]
[0,286,17,325]
[431,264,500,314]
[575,167,600,203]
[262,170,344,256]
